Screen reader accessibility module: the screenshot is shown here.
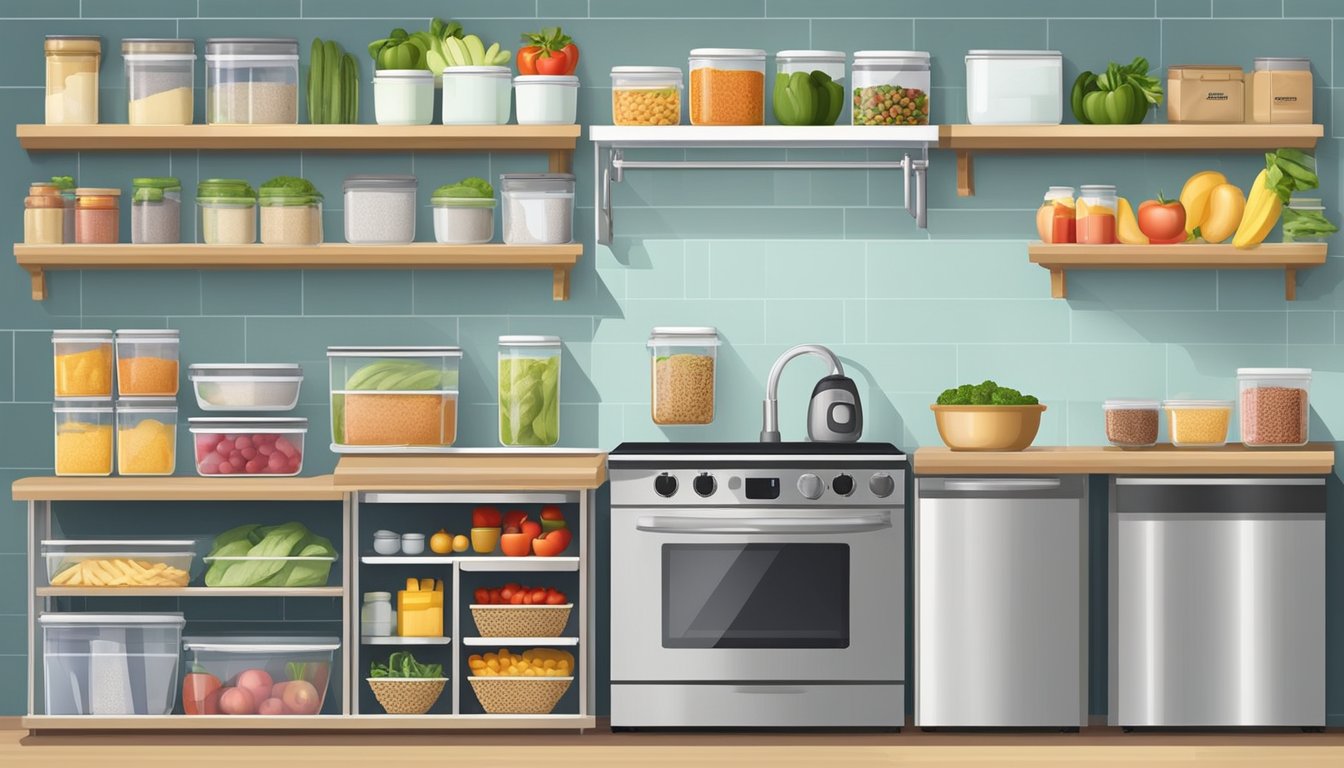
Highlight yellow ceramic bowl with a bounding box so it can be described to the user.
[470,527,502,554]
[930,404,1047,452]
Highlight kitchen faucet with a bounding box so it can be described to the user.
[760,344,847,443]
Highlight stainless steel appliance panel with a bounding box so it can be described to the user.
[610,683,904,728]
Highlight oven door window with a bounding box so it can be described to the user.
[662,543,849,649]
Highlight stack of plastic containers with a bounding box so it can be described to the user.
[188,363,307,477]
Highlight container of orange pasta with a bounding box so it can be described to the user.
[689,48,766,125]
[53,330,114,398]
[115,329,180,396]
[54,400,114,476]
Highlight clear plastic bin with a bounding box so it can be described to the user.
[116,329,180,397]
[689,48,766,125]
[131,177,182,245]
[441,66,512,125]
[43,540,195,588]
[1102,399,1160,448]
[181,636,339,716]
[1238,367,1311,447]
[197,179,257,244]
[611,66,683,125]
[328,347,462,448]
[852,50,929,126]
[117,398,178,476]
[123,39,195,125]
[514,75,579,125]
[190,417,307,476]
[53,329,114,398]
[54,400,114,477]
[499,335,562,447]
[648,326,720,425]
[40,612,185,715]
[344,174,417,244]
[374,69,434,125]
[189,363,303,411]
[1163,399,1233,447]
[260,191,323,245]
[205,38,299,124]
[774,50,846,126]
[431,194,495,244]
[500,173,574,245]
[966,50,1062,125]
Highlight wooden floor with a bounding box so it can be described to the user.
[5,722,1344,767]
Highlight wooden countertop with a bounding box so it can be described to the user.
[332,452,607,491]
[12,475,344,502]
[914,444,1336,476]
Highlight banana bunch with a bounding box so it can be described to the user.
[1234,149,1321,249]
[439,34,511,69]
[344,360,445,391]
[52,558,189,588]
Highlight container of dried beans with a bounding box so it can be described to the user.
[1238,368,1311,447]
[1102,399,1159,448]
[648,326,720,425]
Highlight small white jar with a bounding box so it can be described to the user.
[374,69,434,125]
[361,592,394,637]
[514,75,579,124]
[441,66,512,125]
[372,530,400,556]
[401,532,426,555]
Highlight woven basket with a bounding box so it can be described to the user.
[367,677,448,715]
[470,604,573,638]
[468,676,573,715]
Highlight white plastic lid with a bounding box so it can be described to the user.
[401,532,425,540]
[500,335,562,346]
[1080,184,1116,192]
[1288,197,1324,210]
[53,329,113,343]
[441,65,511,77]
[188,416,308,432]
[183,636,340,653]
[648,326,721,347]
[1254,57,1311,71]
[855,50,930,60]
[966,49,1062,59]
[41,612,186,626]
[777,50,845,60]
[365,591,392,602]
[189,363,303,379]
[53,399,113,413]
[514,75,579,87]
[690,48,766,58]
[343,174,417,192]
[116,398,177,413]
[612,66,682,75]
[1163,399,1234,408]
[1237,367,1312,377]
[374,68,433,80]
[1103,399,1160,410]
[328,346,462,357]
[43,539,195,546]
[373,530,399,539]
[116,328,180,340]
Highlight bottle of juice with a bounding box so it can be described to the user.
[1035,186,1076,243]
[1077,184,1117,244]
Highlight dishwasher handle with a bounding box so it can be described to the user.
[636,513,890,535]
[938,478,1063,493]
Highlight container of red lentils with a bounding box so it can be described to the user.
[1238,367,1311,447]
[75,187,120,243]
[689,49,765,125]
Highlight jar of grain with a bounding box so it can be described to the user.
[611,66,683,126]
[327,346,462,447]
[343,175,417,244]
[260,189,323,246]
[689,48,766,125]
[500,173,574,245]
[52,329,115,398]
[24,190,65,244]
[648,326,720,425]
[131,177,182,244]
[115,329,180,397]
[499,335,562,447]
[1163,399,1233,447]
[74,188,120,244]
[53,400,114,477]
[116,398,178,476]
[123,39,195,125]
[45,35,101,125]
[205,38,299,124]
[853,51,931,126]
[1238,368,1311,447]
[1250,57,1312,124]
[197,178,256,244]
[51,176,77,243]
[1102,399,1159,448]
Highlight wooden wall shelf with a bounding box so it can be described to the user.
[333,453,607,492]
[35,587,344,598]
[12,475,342,502]
[1027,242,1327,300]
[938,124,1324,196]
[14,243,582,302]
[21,714,598,731]
[916,444,1336,476]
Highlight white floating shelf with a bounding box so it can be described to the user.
[360,555,457,565]
[458,557,580,572]
[361,636,452,646]
[462,636,579,647]
[588,124,939,148]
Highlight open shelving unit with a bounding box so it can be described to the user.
[36,586,345,598]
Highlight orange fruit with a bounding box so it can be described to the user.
[429,529,453,554]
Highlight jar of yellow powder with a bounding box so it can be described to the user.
[123,39,195,125]
[52,329,115,398]
[117,399,178,476]
[54,400,114,476]
[45,35,101,125]
[115,329,180,397]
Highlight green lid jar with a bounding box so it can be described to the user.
[259,176,322,245]
[196,178,256,204]
[197,178,256,245]
[132,176,182,203]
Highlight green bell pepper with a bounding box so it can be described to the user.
[1103,83,1137,125]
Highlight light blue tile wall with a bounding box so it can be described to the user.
[3,0,1344,720]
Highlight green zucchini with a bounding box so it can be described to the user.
[309,37,324,124]
[324,40,340,125]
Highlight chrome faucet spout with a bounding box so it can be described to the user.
[760,344,844,443]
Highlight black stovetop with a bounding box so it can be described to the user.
[609,442,904,457]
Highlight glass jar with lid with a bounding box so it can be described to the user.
[197,178,257,245]
[499,336,562,447]
[260,180,323,246]
[116,398,178,476]
[131,177,182,245]
[852,51,930,125]
[25,185,65,244]
[689,49,766,125]
[1076,184,1117,245]
[45,35,101,125]
[75,188,120,244]
[1036,186,1076,244]
[344,175,417,244]
[611,66,683,126]
[54,399,115,477]
[649,326,720,425]
[205,38,299,124]
[51,176,77,243]
[773,51,845,125]
[123,39,195,125]
[500,173,575,244]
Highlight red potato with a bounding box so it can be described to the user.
[257,697,286,716]
[217,686,256,715]
[281,679,321,715]
[235,668,273,703]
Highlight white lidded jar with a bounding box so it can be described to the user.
[373,69,434,125]
[343,174,417,244]
[648,326,721,425]
[361,592,394,637]
[205,37,300,124]
[611,66,683,125]
[514,75,579,124]
[965,49,1063,125]
[441,66,512,124]
[500,173,575,245]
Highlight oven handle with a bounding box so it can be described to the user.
[635,513,890,535]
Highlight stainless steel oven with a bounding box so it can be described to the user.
[608,443,906,728]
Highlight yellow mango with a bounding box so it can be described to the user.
[1180,170,1228,235]
[1200,183,1246,243]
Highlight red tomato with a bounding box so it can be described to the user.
[517,46,543,75]
[521,520,542,539]
[530,588,547,604]
[500,586,515,601]
[472,506,501,528]
[535,50,570,76]
[489,588,503,604]
[539,506,563,521]
[474,588,490,605]
[510,592,527,604]
[545,591,567,605]
[1137,198,1187,245]
[500,533,534,557]
[503,510,529,530]
[560,42,579,74]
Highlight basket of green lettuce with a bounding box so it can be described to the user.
[202,522,338,588]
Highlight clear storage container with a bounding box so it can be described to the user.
[1076,184,1117,245]
[328,346,462,449]
[441,66,512,125]
[116,329,180,397]
[53,329,115,398]
[966,49,1063,125]
[45,35,101,125]
[197,178,257,244]
[190,417,307,476]
[181,636,340,716]
[1103,399,1160,448]
[25,188,65,244]
[1163,399,1233,447]
[432,190,495,244]
[1238,368,1311,447]
[851,50,929,126]
[54,400,114,477]
[52,175,77,243]
[611,66,683,125]
[1282,196,1330,243]
[43,540,195,588]
[499,335,561,447]
[131,177,182,245]
[690,48,766,125]
[260,188,323,245]
[1036,185,1076,243]
[117,398,177,476]
[515,75,579,124]
[374,69,434,125]
[649,326,720,425]
[500,173,574,245]
[344,174,417,244]
[205,38,299,124]
[772,50,845,126]
[202,541,336,589]
[123,39,195,125]
[189,363,303,411]
[75,187,120,244]
[41,613,185,716]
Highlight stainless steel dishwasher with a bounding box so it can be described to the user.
[1109,477,1325,728]
[915,476,1088,728]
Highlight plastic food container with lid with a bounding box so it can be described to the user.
[117,398,177,476]
[328,347,462,449]
[690,48,767,125]
[1282,196,1330,243]
[190,417,308,476]
[649,327,720,425]
[966,50,1062,125]
[197,178,257,244]
[43,540,196,588]
[41,612,185,716]
[1076,184,1117,245]
[1250,57,1312,124]
[372,530,400,556]
[1036,186,1076,243]
[441,66,512,124]
[53,329,115,398]
[205,38,300,124]
[432,188,495,244]
[499,335,562,447]
[123,39,195,125]
[131,177,182,245]
[189,363,304,411]
[344,174,417,244]
[75,187,120,244]
[54,400,114,477]
[116,329,180,397]
[772,50,846,126]
[1103,400,1160,448]
[1163,399,1233,447]
[260,186,323,246]
[612,66,683,125]
[362,591,394,637]
[52,175,77,243]
[25,186,65,244]
[202,539,335,588]
[1238,368,1311,447]
[374,69,434,125]
[45,35,101,125]
[515,75,580,124]
[181,636,340,716]
[852,51,930,126]
[501,173,574,245]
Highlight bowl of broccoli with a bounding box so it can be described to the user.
[931,380,1046,451]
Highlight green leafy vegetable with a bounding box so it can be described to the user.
[937,380,1039,406]
[370,651,444,679]
[432,177,494,199]
[205,522,337,588]
[1071,56,1163,124]
[260,176,319,195]
[1282,206,1339,241]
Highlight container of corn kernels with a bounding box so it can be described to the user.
[612,66,683,125]
[1163,399,1233,447]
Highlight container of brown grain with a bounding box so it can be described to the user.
[1103,399,1160,448]
[328,346,461,449]
[1238,367,1311,447]
[648,327,719,425]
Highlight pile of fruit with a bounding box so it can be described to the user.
[468,648,573,677]
[184,663,326,716]
[469,506,571,557]
[194,431,302,476]
[473,584,568,606]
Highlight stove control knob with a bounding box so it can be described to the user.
[693,473,717,497]
[869,473,896,498]
[832,473,855,497]
[654,473,678,498]
[797,473,824,500]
